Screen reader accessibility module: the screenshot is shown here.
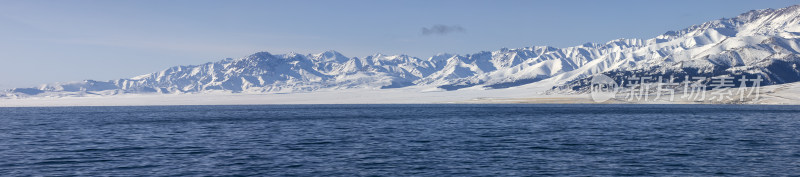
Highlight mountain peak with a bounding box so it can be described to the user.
[428,53,455,62]
[310,50,348,62]
[245,51,275,60]
[320,50,344,57]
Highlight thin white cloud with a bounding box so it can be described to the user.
[421,24,465,36]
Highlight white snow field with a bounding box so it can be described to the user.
[3,80,800,107]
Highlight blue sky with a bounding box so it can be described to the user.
[0,0,798,89]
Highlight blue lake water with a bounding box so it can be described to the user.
[1,104,799,176]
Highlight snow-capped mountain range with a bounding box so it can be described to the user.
[6,5,800,97]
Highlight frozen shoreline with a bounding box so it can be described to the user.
[2,82,800,107]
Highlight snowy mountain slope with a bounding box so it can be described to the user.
[558,5,800,91]
[5,4,800,98]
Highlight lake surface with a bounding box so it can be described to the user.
[1,104,799,176]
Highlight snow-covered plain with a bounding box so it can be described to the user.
[3,80,800,107]
[0,82,557,106]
